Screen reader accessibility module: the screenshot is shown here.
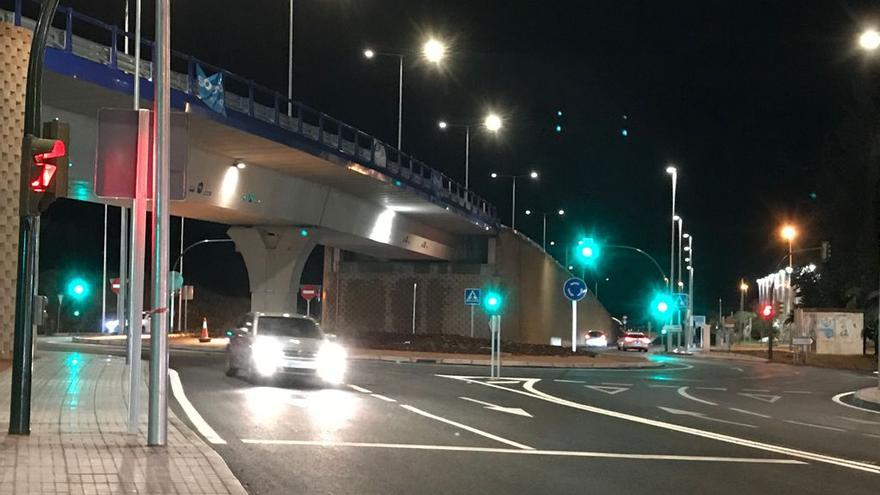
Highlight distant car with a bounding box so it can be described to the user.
[225,312,347,384]
[103,312,151,334]
[617,332,651,352]
[584,330,607,348]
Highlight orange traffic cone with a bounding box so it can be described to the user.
[199,317,212,343]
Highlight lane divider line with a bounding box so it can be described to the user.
[554,379,585,384]
[601,382,633,386]
[865,433,880,440]
[648,384,678,388]
[695,387,727,391]
[371,394,396,403]
[784,420,846,433]
[238,439,805,464]
[783,391,812,394]
[399,404,534,450]
[348,384,372,394]
[729,408,772,419]
[437,374,880,475]
[677,387,718,406]
[168,369,226,445]
[839,416,880,426]
[742,388,770,392]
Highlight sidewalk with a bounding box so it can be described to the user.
[0,351,246,494]
[60,335,656,369]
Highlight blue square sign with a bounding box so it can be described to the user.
[464,288,481,306]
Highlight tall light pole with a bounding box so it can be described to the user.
[287,0,294,116]
[675,215,684,291]
[438,112,501,189]
[857,28,880,388]
[739,280,748,311]
[666,166,677,291]
[524,208,564,250]
[364,38,446,151]
[684,234,694,350]
[490,171,538,230]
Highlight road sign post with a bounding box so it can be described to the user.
[301,285,319,317]
[464,288,481,338]
[563,278,588,352]
[482,291,503,378]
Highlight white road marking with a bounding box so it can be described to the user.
[832,392,880,415]
[839,416,880,426]
[677,387,718,406]
[586,385,629,395]
[784,420,845,433]
[437,374,880,474]
[865,433,880,440]
[738,393,781,404]
[658,407,757,428]
[348,384,372,394]
[238,439,805,464]
[729,408,772,419]
[400,404,534,450]
[168,369,226,445]
[695,387,727,391]
[601,382,633,386]
[460,397,532,417]
[741,388,770,392]
[554,379,586,384]
[783,391,812,394]
[731,367,744,372]
[486,380,523,385]
[371,394,396,403]
[648,384,679,388]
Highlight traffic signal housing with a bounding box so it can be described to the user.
[23,120,70,214]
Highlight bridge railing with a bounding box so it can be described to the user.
[7,0,498,226]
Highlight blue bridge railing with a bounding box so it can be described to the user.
[6,0,498,227]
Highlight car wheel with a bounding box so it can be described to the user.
[225,354,238,377]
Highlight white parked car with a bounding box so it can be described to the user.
[584,330,607,348]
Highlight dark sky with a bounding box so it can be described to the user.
[28,0,880,321]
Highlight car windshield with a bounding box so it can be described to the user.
[257,317,323,338]
[626,333,646,338]
[587,331,603,338]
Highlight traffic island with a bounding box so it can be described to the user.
[853,387,880,412]
[350,348,658,369]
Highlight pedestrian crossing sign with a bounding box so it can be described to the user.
[464,288,482,306]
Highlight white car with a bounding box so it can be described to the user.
[584,330,607,348]
[617,332,651,352]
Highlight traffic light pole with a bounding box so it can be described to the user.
[10,0,61,436]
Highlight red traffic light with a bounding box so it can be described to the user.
[30,138,65,193]
[760,304,774,320]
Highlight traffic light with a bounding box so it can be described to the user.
[821,241,831,262]
[482,290,504,315]
[575,237,601,267]
[66,277,90,301]
[650,293,674,321]
[23,120,70,214]
[760,303,774,321]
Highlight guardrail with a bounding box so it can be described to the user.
[6,0,497,226]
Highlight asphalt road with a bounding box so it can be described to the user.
[40,339,880,494]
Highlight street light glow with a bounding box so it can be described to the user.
[557,209,565,215]
[859,29,880,51]
[422,38,446,63]
[666,165,677,174]
[490,172,498,178]
[525,209,532,215]
[234,160,246,170]
[363,49,375,59]
[438,121,448,129]
[682,233,690,239]
[529,171,539,179]
[740,282,749,292]
[484,113,502,132]
[780,224,797,241]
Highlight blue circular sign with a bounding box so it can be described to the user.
[563,277,588,302]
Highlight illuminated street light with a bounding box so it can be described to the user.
[437,121,448,129]
[667,165,678,292]
[529,171,539,179]
[422,38,446,63]
[491,171,540,230]
[439,113,503,189]
[859,29,880,51]
[485,114,502,132]
[780,224,797,268]
[524,208,565,250]
[363,49,375,59]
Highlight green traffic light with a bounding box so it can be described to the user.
[574,237,601,267]
[649,292,674,321]
[482,290,503,315]
[66,277,89,301]
[73,310,81,317]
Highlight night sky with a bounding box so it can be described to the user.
[25,0,880,321]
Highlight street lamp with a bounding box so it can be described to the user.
[739,280,749,311]
[491,171,539,230]
[666,165,678,291]
[364,38,447,151]
[438,112,502,189]
[524,208,565,250]
[860,28,880,51]
[780,224,797,268]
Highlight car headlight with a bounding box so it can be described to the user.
[252,336,283,377]
[316,342,347,384]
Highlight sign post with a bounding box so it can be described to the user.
[482,291,503,378]
[464,288,481,338]
[300,285,319,317]
[563,278,588,352]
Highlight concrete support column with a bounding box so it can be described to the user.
[228,226,318,314]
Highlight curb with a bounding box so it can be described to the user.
[684,352,768,363]
[853,387,880,412]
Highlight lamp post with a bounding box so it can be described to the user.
[438,113,501,189]
[675,215,684,291]
[490,171,538,230]
[683,234,694,350]
[287,0,294,116]
[364,38,446,151]
[524,208,564,250]
[739,280,748,312]
[666,166,677,291]
[858,28,880,388]
[780,224,797,269]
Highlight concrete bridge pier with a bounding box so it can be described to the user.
[227,226,318,314]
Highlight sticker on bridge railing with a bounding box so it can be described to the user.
[197,64,226,116]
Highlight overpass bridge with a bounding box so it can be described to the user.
[0,3,614,350]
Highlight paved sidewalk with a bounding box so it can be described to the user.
[0,351,246,494]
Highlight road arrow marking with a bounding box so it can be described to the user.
[657,407,757,428]
[460,397,533,417]
[738,393,781,404]
[486,380,523,385]
[585,385,629,395]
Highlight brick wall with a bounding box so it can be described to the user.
[0,22,31,359]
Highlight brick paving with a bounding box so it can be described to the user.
[0,351,247,494]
